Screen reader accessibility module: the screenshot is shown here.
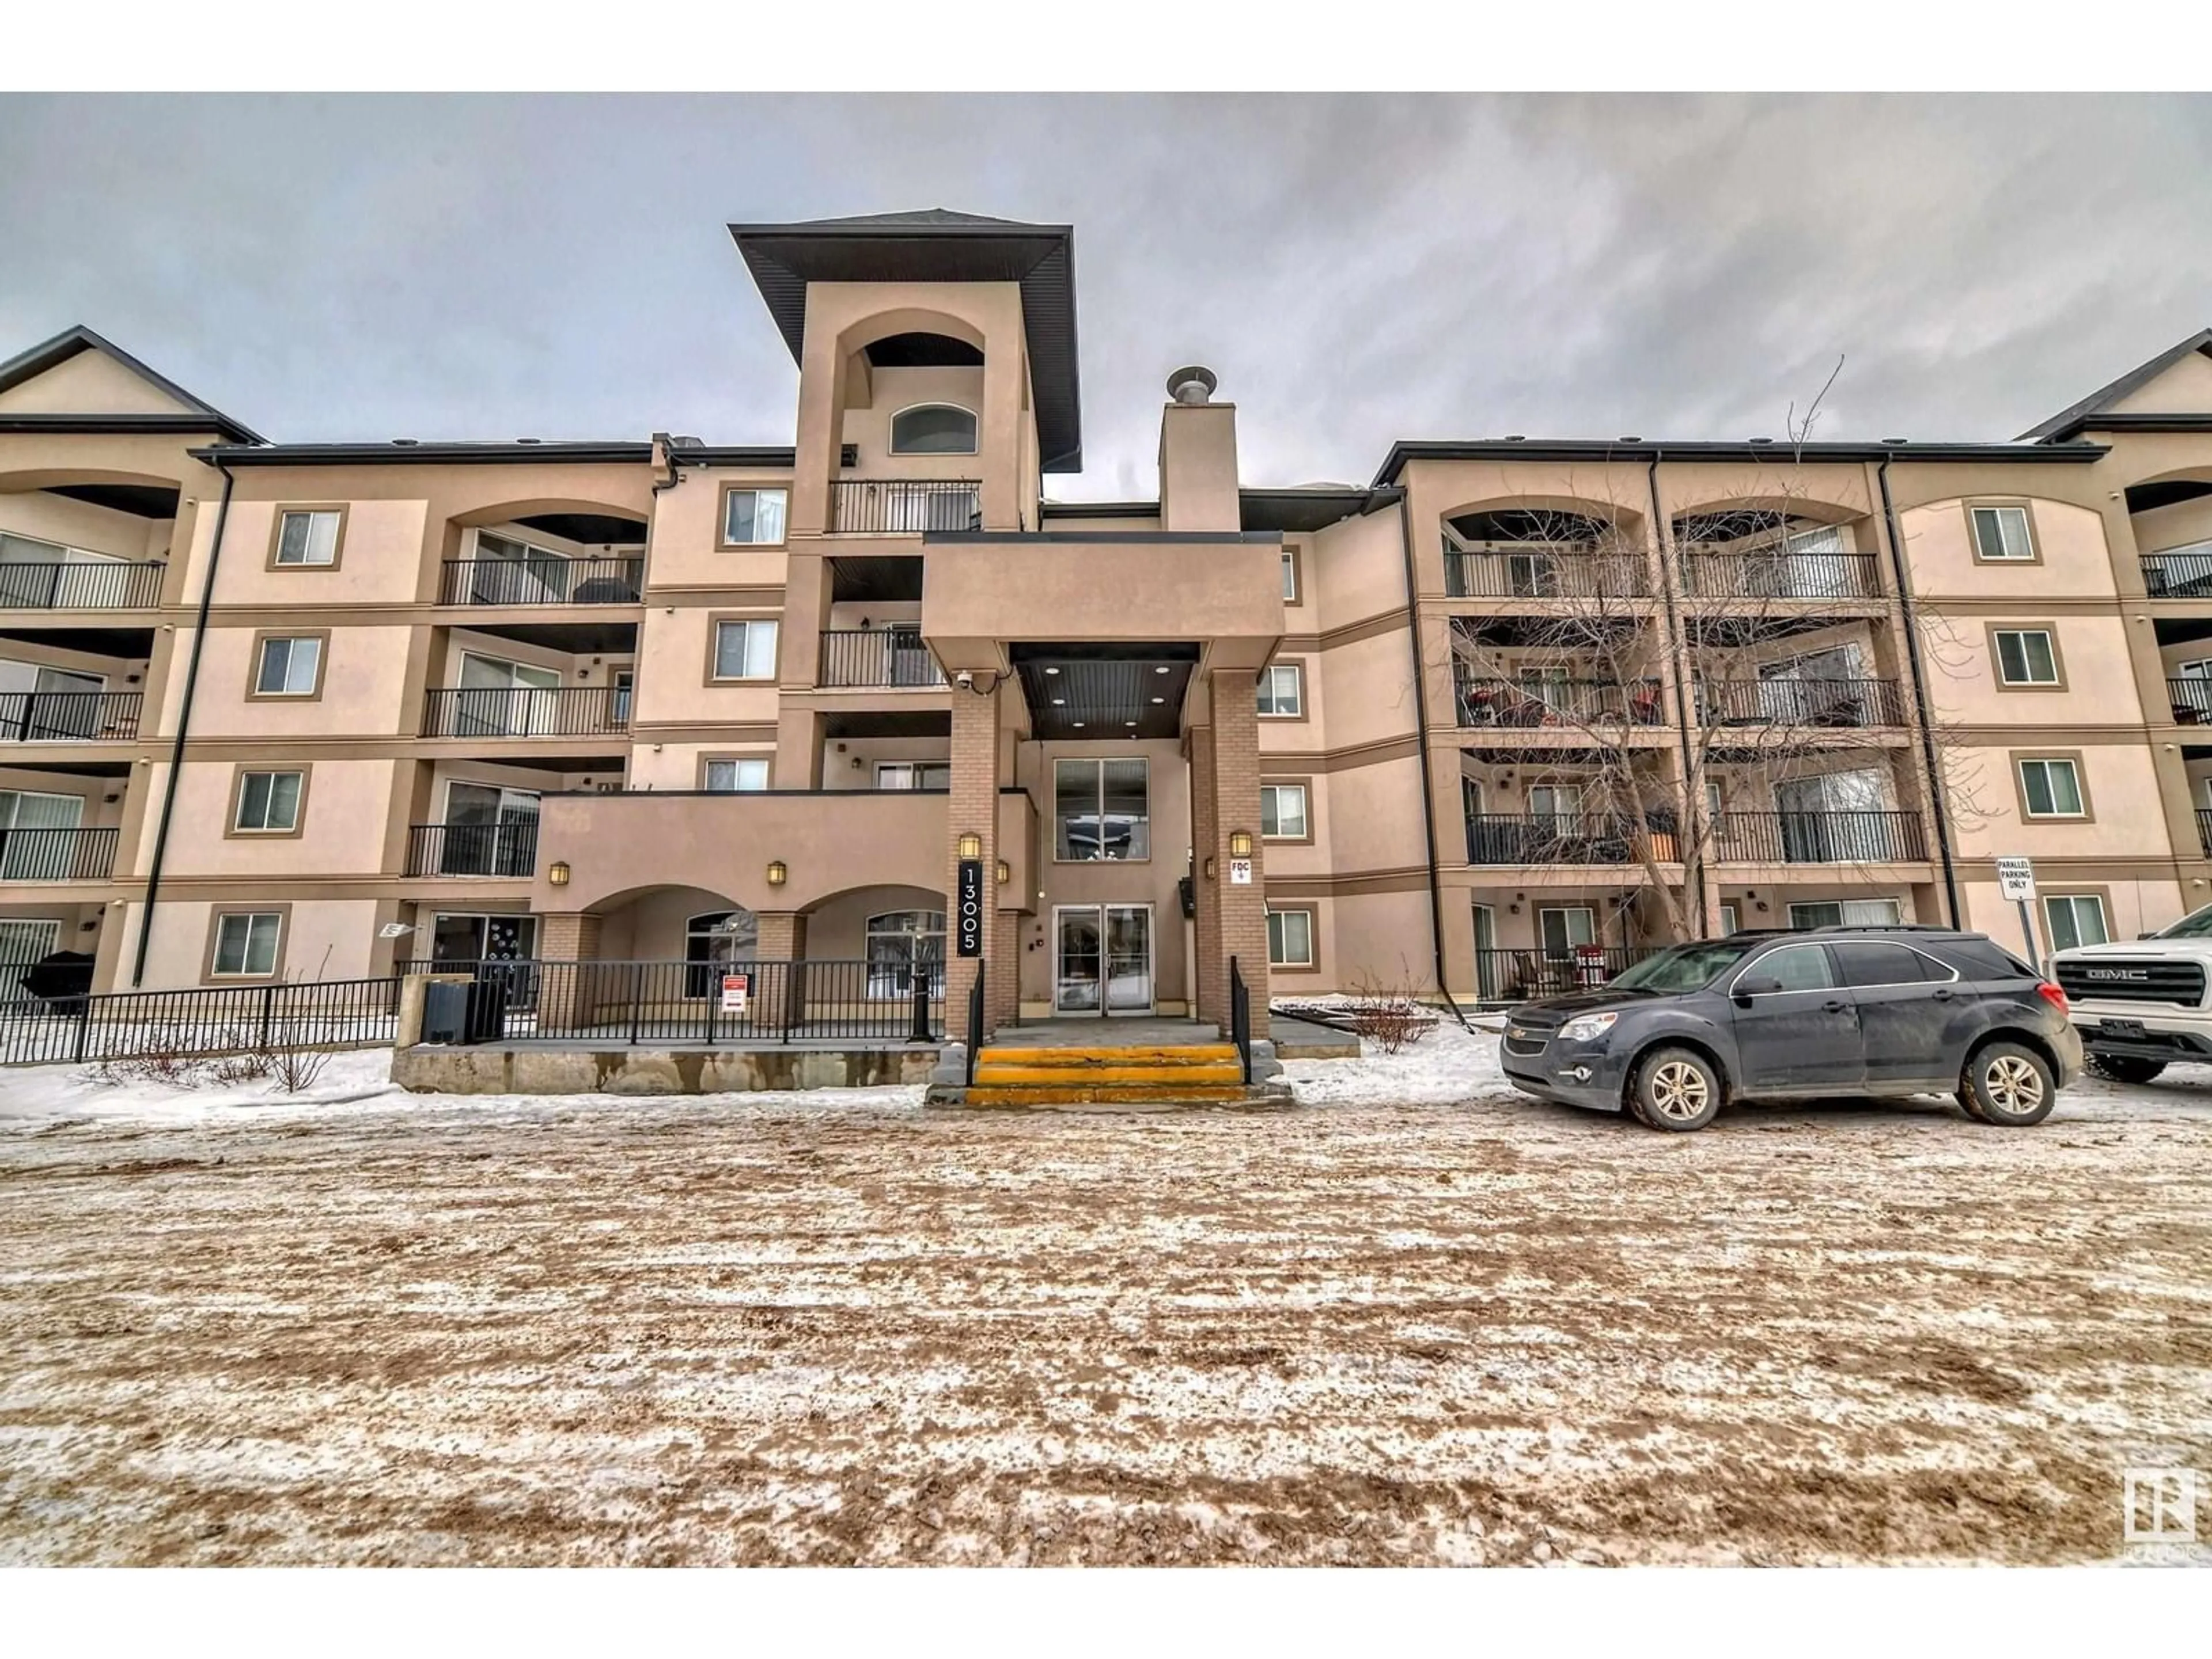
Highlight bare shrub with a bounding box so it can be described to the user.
[1343,973,1439,1055]
[256,1036,334,1095]
[88,1048,209,1089]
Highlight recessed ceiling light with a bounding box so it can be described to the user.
[1150,696,1165,704]
[1051,696,1066,705]
[1072,720,1085,728]
[1154,665,1169,675]
[1045,666,1060,675]
[1124,720,1137,728]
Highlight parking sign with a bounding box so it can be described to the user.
[1997,856,2035,902]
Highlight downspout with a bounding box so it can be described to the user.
[1393,490,1469,1028]
[1876,454,1962,927]
[1646,453,1710,937]
[132,457,233,987]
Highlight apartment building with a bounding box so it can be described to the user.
[3,210,2211,1036]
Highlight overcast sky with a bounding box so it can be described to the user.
[3,94,2209,498]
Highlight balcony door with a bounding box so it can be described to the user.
[440,782,540,876]
[1758,643,1863,722]
[1775,769,1885,862]
[1053,904,1153,1016]
[0,789,84,881]
[457,652,560,736]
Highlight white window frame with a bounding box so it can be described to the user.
[887,403,979,457]
[255,635,322,696]
[865,909,948,997]
[722,488,789,547]
[1970,505,2036,562]
[2043,893,2109,954]
[713,619,781,681]
[211,911,283,978]
[233,770,304,833]
[875,762,951,791]
[274,509,341,567]
[1266,907,1315,968]
[2018,756,2086,819]
[1257,662,1304,718]
[1260,782,1309,839]
[1538,906,1597,956]
[1052,757,1151,863]
[1993,628,2059,686]
[1281,549,1300,603]
[704,758,770,793]
[1787,898,1904,930]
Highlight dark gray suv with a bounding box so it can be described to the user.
[1501,926,2083,1132]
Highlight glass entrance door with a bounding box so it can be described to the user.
[1054,904,1154,1016]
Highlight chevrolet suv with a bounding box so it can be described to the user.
[1501,926,2081,1132]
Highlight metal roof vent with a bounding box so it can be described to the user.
[1167,365,1218,406]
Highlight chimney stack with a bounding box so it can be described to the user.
[1158,365,1240,532]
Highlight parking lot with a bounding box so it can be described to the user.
[2,1046,2208,1565]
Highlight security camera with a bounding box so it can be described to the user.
[955,670,975,687]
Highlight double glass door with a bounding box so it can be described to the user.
[1053,904,1154,1015]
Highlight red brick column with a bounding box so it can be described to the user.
[1204,668,1271,1039]
[944,681,1005,1041]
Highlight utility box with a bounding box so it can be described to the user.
[422,982,471,1044]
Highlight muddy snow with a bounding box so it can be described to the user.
[2,1035,2208,1566]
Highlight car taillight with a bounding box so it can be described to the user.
[2037,982,2069,1014]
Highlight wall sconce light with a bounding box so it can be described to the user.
[548,861,571,887]
[1228,830,1253,858]
[1204,855,1217,880]
[958,832,983,859]
[1755,899,1770,912]
[1508,902,1521,914]
[995,859,1010,885]
[766,859,789,888]
[852,755,865,770]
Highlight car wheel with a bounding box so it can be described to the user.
[1960,1041,2057,1128]
[2088,1053,2167,1086]
[1631,1047,1721,1132]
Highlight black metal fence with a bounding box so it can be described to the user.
[1453,672,1665,728]
[421,685,629,738]
[1709,809,1927,863]
[0,976,402,1067]
[830,480,981,535]
[1444,544,1649,599]
[1,690,143,743]
[404,820,540,877]
[819,627,946,687]
[2196,808,2212,858]
[1465,813,1650,865]
[1678,548,1882,601]
[438,556,643,606]
[2166,678,2212,725]
[2143,550,2212,599]
[0,827,118,882]
[1476,946,1665,1006]
[0,560,165,610]
[1699,677,1907,728]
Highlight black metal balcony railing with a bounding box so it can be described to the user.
[1444,544,1650,599]
[1475,946,1668,1006]
[1678,547,1881,601]
[405,820,540,878]
[1465,813,1650,865]
[0,827,118,882]
[1710,809,1926,864]
[1,691,143,743]
[1699,677,1907,728]
[437,556,643,607]
[0,561,165,610]
[830,480,982,536]
[819,627,946,688]
[2143,550,2212,599]
[1453,671,1666,728]
[2196,808,2212,858]
[420,686,629,739]
[2166,679,2212,725]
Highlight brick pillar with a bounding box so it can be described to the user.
[945,681,1005,1041]
[1205,668,1271,1039]
[536,910,603,1037]
[754,912,808,1035]
[1188,721,1221,1025]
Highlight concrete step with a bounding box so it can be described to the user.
[972,1058,1245,1087]
[959,1082,1268,1109]
[974,1043,1238,1071]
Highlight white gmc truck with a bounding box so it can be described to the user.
[2050,901,2212,1083]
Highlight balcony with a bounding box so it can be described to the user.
[1678,546,1881,601]
[1699,677,1906,729]
[2142,547,2212,599]
[1444,543,1649,599]
[2166,679,2212,725]
[405,820,540,878]
[1465,813,1652,865]
[0,827,118,882]
[2197,808,2212,857]
[830,479,981,536]
[437,556,643,606]
[1454,671,1665,728]
[1,691,142,743]
[0,560,165,610]
[420,686,628,740]
[1710,810,1926,864]
[819,627,946,688]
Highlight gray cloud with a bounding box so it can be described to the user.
[2,93,2207,496]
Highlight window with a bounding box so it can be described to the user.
[2044,894,2109,953]
[233,770,304,833]
[1281,550,1300,603]
[876,762,950,790]
[704,758,770,792]
[0,917,63,979]
[866,910,946,998]
[684,908,759,997]
[470,530,574,603]
[1054,758,1149,861]
[0,789,84,880]
[254,635,323,696]
[1260,782,1309,839]
[611,669,632,725]
[722,488,789,546]
[1787,899,1903,930]
[2018,756,2086,818]
[1528,784,1582,826]
[1539,906,1597,956]
[1718,903,1740,935]
[1257,663,1304,717]
[440,782,538,875]
[1971,505,2035,562]
[1267,907,1315,967]
[713,619,780,680]
[1749,943,1835,992]
[1832,941,1945,987]
[453,653,560,734]
[274,508,341,567]
[1994,629,2059,686]
[888,404,978,456]
[211,911,282,978]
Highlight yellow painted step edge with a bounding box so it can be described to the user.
[973,1063,1246,1086]
[974,1046,1236,1067]
[961,1085,1253,1107]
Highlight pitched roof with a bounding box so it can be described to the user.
[2018,327,2212,442]
[798,208,1033,229]
[0,324,266,444]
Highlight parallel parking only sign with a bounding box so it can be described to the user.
[1997,856,2036,902]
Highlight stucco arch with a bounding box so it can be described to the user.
[446,495,652,531]
[1439,493,1646,533]
[832,306,990,364]
[1666,492,1861,529]
[0,465,185,494]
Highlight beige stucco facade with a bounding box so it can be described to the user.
[6,228,2212,1032]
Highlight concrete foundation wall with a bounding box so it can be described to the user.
[392,1043,940,1095]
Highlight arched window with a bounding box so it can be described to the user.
[684,907,759,997]
[865,910,946,998]
[889,404,978,456]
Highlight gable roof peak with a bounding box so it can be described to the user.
[2020,325,2212,442]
